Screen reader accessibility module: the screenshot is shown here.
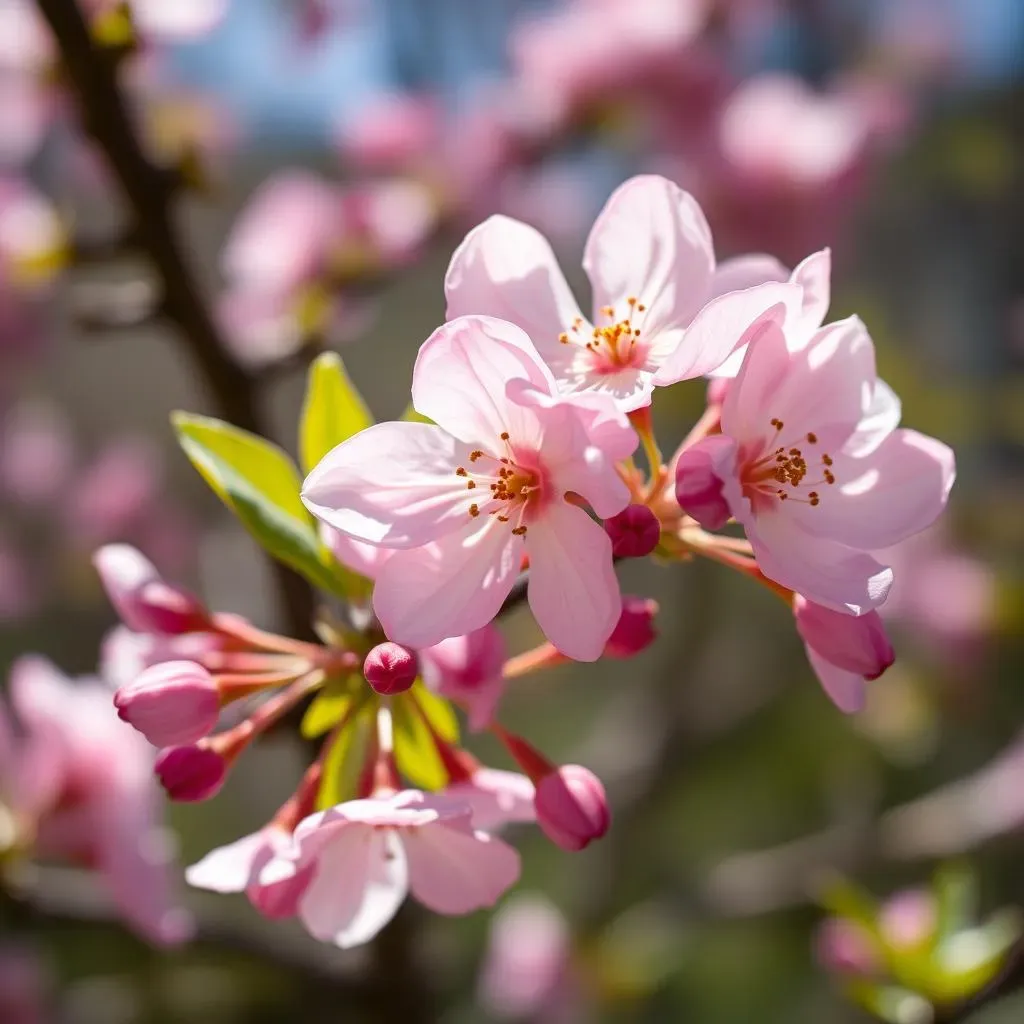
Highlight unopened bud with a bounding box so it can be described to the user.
[94,544,209,635]
[604,504,660,559]
[363,642,418,695]
[674,437,734,531]
[604,597,658,658]
[155,744,226,802]
[814,918,879,977]
[793,597,894,681]
[534,765,610,852]
[114,661,219,747]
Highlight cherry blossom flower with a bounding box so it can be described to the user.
[420,625,507,731]
[446,174,792,411]
[303,315,635,660]
[675,311,955,613]
[3,657,191,945]
[794,596,895,713]
[261,790,520,948]
[186,826,315,920]
[444,767,536,832]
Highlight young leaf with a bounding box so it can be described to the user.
[411,683,459,743]
[392,688,448,791]
[171,412,347,597]
[300,351,372,475]
[300,674,360,739]
[317,706,372,810]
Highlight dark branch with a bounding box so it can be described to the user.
[37,0,314,638]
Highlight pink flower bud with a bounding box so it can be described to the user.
[878,890,937,951]
[363,642,418,695]
[814,918,879,977]
[114,661,219,748]
[793,597,894,680]
[604,597,658,658]
[604,504,660,558]
[534,765,610,852]
[674,437,734,531]
[93,544,209,635]
[154,744,226,802]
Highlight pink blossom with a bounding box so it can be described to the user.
[114,660,220,748]
[420,625,506,731]
[82,0,229,41]
[100,624,223,691]
[94,544,208,635]
[793,596,895,713]
[186,826,315,920]
[4,657,192,945]
[262,790,520,948]
[219,172,433,365]
[446,175,792,411]
[478,894,573,1020]
[0,177,65,293]
[534,765,610,852]
[675,309,955,614]
[0,400,72,505]
[302,315,635,660]
[337,92,441,173]
[444,768,536,832]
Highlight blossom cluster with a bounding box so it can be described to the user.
[77,173,956,950]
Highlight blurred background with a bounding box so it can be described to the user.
[1,0,1023,1021]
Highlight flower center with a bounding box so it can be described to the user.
[559,296,648,374]
[739,418,837,513]
[454,432,547,536]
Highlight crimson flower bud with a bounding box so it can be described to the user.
[604,597,658,658]
[604,504,660,558]
[534,765,610,852]
[363,642,418,695]
[674,438,733,531]
[114,660,219,747]
[155,744,226,802]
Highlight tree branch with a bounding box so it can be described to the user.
[36,0,315,638]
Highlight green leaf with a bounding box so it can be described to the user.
[392,687,449,791]
[411,683,459,743]
[934,863,976,943]
[300,674,360,739]
[300,352,372,475]
[172,412,350,597]
[317,705,372,810]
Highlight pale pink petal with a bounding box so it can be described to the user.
[445,769,536,831]
[653,282,799,385]
[795,430,956,550]
[845,379,901,457]
[750,517,892,614]
[708,254,789,298]
[302,421,472,548]
[411,316,555,447]
[298,825,408,947]
[185,831,270,893]
[373,521,523,648]
[805,646,867,713]
[526,502,620,661]
[8,655,73,735]
[723,316,875,452]
[404,823,520,915]
[584,176,715,338]
[320,526,394,580]
[790,248,832,337]
[94,785,194,945]
[445,215,583,360]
